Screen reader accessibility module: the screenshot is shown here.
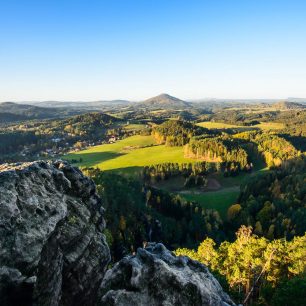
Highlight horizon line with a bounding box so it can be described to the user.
[1,96,306,104]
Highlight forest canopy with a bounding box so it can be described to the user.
[152,120,213,146]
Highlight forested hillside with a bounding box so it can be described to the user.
[0,112,120,160]
[82,168,225,260]
[234,131,300,167]
[152,120,212,146]
[184,137,249,169]
[0,101,82,122]
[228,157,306,239]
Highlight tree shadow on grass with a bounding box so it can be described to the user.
[104,166,144,177]
[64,151,145,177]
[64,151,126,168]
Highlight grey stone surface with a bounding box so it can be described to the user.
[0,161,110,306]
[100,243,235,306]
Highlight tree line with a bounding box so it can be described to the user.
[152,119,213,146]
[184,137,249,170]
[142,162,217,186]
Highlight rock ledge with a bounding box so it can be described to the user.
[100,243,235,306]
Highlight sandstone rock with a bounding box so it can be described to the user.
[99,243,235,306]
[0,160,235,306]
[0,161,110,306]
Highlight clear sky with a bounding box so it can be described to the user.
[0,0,306,101]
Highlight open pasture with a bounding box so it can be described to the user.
[197,121,284,131]
[65,135,191,174]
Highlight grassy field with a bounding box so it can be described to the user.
[155,166,268,218]
[64,135,191,175]
[197,121,244,129]
[123,123,147,131]
[158,168,269,218]
[197,121,284,130]
[180,188,239,219]
[253,122,285,130]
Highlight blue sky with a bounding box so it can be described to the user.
[0,0,306,101]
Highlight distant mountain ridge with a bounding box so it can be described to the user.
[138,93,191,109]
[287,97,306,104]
[273,101,306,110]
[0,102,56,117]
[0,112,28,123]
[0,101,83,123]
[30,100,131,108]
[1,96,305,125]
[4,96,306,108]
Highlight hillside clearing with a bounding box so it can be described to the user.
[64,135,192,174]
[180,187,240,219]
[197,121,284,130]
[197,121,244,129]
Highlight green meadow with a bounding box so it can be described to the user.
[65,135,191,175]
[180,188,240,219]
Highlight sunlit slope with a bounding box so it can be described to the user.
[197,121,284,130]
[64,135,191,173]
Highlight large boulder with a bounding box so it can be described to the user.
[99,243,235,306]
[0,161,110,306]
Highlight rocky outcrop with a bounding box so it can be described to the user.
[0,161,110,306]
[0,160,235,306]
[99,243,235,306]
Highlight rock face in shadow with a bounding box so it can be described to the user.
[99,243,235,306]
[0,161,110,306]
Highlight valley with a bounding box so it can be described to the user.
[0,94,305,306]
[64,132,268,218]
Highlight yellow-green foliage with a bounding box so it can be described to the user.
[234,131,300,167]
[175,226,306,292]
[184,137,249,168]
[197,121,244,129]
[227,203,242,221]
[254,122,285,130]
[152,120,209,146]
